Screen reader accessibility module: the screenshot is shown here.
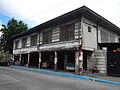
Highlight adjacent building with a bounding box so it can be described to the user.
[12,6,120,76]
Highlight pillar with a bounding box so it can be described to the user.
[75,49,83,75]
[75,50,79,74]
[19,54,21,66]
[64,53,68,70]
[79,51,83,75]
[38,52,41,69]
[12,54,14,65]
[54,51,58,72]
[27,53,30,67]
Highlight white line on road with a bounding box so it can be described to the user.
[0,80,20,85]
[0,74,20,85]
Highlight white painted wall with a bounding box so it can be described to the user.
[81,18,97,51]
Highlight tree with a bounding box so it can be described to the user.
[0,18,28,53]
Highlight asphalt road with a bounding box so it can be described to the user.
[0,66,120,90]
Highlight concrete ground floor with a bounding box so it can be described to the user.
[13,49,96,75]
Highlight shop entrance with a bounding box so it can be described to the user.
[41,52,54,69]
[83,50,93,71]
[57,51,75,71]
[14,55,20,65]
[21,54,28,66]
[14,55,19,62]
[29,52,39,68]
[57,52,64,70]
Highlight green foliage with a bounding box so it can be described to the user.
[0,18,28,53]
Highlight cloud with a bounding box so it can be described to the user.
[88,0,120,27]
[0,25,2,29]
[0,0,120,28]
[0,19,3,29]
[0,0,74,27]
[0,19,2,25]
[0,19,3,36]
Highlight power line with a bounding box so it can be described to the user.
[87,0,103,6]
[22,0,71,21]
[22,0,103,24]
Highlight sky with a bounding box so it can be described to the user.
[0,0,120,33]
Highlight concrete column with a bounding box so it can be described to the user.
[12,54,14,65]
[19,54,21,66]
[54,51,58,72]
[64,53,68,70]
[75,49,83,75]
[75,50,79,74]
[38,52,41,69]
[27,53,30,67]
[79,51,83,75]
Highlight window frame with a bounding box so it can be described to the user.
[22,37,27,48]
[15,40,19,49]
[88,26,91,33]
[60,23,74,41]
[42,29,52,44]
[31,34,37,46]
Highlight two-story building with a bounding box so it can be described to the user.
[12,6,120,76]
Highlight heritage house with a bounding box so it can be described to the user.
[12,6,120,76]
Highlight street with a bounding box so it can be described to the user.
[0,66,120,90]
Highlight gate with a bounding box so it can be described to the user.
[107,52,120,76]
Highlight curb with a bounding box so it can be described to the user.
[10,66,120,85]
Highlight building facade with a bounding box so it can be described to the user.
[12,6,120,76]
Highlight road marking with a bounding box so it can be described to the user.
[2,74,19,80]
[0,74,20,85]
[0,80,20,85]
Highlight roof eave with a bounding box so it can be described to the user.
[12,6,120,39]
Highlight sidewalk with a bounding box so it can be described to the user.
[84,73,120,83]
[10,65,120,85]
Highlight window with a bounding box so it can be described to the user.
[60,23,74,41]
[43,30,52,44]
[109,34,115,42]
[101,30,116,43]
[88,26,91,33]
[15,40,19,49]
[22,38,27,48]
[101,30,109,43]
[31,34,37,46]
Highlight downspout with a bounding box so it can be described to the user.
[38,31,41,69]
[38,31,40,51]
[96,20,102,49]
[78,16,82,48]
[96,23,99,49]
[79,16,84,74]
